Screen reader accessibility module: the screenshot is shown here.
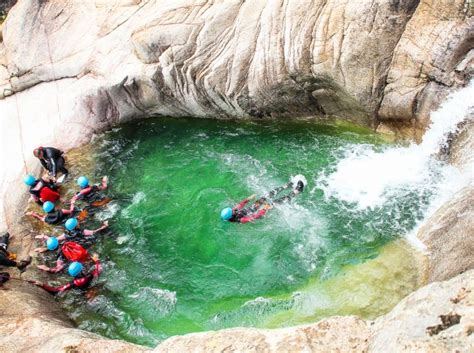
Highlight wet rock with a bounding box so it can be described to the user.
[370,269,474,353]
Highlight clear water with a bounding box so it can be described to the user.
[54,117,425,346]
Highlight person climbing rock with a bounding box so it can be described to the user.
[26,200,75,226]
[70,176,110,207]
[33,146,68,178]
[0,232,31,272]
[23,174,61,205]
[220,176,306,224]
[35,218,109,246]
[32,256,102,294]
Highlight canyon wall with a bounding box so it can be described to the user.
[0,0,473,352]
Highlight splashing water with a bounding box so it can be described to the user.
[57,118,428,346]
[317,82,474,247]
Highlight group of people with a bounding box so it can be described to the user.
[1,145,307,296]
[0,146,110,295]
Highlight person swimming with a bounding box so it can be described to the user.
[220,175,306,224]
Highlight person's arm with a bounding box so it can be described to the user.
[83,221,108,236]
[34,280,73,294]
[48,157,57,176]
[37,259,65,273]
[62,207,74,215]
[234,194,256,211]
[39,158,48,170]
[99,176,108,190]
[91,254,102,277]
[34,247,48,253]
[239,205,271,224]
[26,211,46,222]
[56,233,66,242]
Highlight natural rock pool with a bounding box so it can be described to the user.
[51,117,428,346]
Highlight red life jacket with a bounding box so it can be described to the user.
[61,242,89,263]
[39,187,60,203]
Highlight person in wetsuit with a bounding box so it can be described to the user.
[34,218,109,250]
[70,176,109,206]
[0,232,31,272]
[32,256,102,294]
[221,179,305,224]
[34,146,68,178]
[23,174,61,205]
[26,200,75,226]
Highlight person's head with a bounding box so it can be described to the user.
[33,147,44,159]
[220,207,233,221]
[42,201,55,213]
[23,174,36,186]
[77,176,89,189]
[68,261,83,277]
[46,237,59,251]
[65,218,78,231]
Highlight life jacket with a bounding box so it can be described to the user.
[39,187,60,203]
[61,242,89,263]
[45,210,66,225]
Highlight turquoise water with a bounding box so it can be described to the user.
[57,117,423,346]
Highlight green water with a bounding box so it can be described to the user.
[57,117,422,346]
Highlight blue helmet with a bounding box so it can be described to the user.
[68,261,83,277]
[42,201,55,213]
[24,174,36,186]
[65,218,78,231]
[220,207,233,221]
[77,176,89,188]
[46,237,59,251]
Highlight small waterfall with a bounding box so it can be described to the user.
[317,81,474,247]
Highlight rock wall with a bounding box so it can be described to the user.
[1,268,472,352]
[0,0,472,228]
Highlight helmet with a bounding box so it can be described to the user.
[220,207,233,221]
[24,175,36,186]
[65,218,78,231]
[42,201,55,213]
[77,176,89,188]
[68,261,83,277]
[46,237,59,251]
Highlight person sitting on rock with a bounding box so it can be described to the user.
[220,176,306,224]
[23,174,61,206]
[70,176,110,207]
[26,200,75,226]
[0,232,31,272]
[33,146,68,179]
[32,256,102,294]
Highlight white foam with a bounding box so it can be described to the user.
[317,81,474,247]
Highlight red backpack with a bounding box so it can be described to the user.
[61,242,89,263]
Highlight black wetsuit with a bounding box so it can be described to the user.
[45,210,68,225]
[0,233,16,268]
[39,147,68,177]
[229,182,298,223]
[76,185,103,203]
